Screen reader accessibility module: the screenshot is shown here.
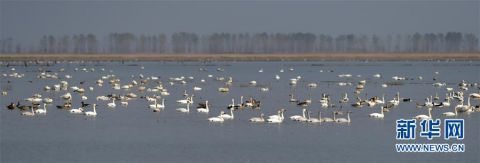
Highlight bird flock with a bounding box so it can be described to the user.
[2,61,480,125]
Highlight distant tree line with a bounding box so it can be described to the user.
[0,32,478,54]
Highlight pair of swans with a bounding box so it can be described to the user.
[267,109,286,123]
[456,97,474,113]
[150,99,165,112]
[333,112,351,123]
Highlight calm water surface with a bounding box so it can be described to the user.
[1,61,479,162]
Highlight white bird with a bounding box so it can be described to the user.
[470,93,480,99]
[81,96,88,101]
[43,98,53,103]
[177,98,190,104]
[176,103,190,113]
[121,101,128,107]
[440,95,451,107]
[339,93,349,103]
[275,75,280,80]
[290,108,307,121]
[369,106,385,118]
[307,111,322,123]
[267,109,285,123]
[334,112,351,123]
[388,92,400,106]
[249,113,265,123]
[442,108,458,117]
[208,112,225,122]
[322,112,335,122]
[61,93,72,100]
[414,108,432,120]
[35,103,47,114]
[193,86,202,91]
[84,104,97,116]
[219,109,234,120]
[455,97,473,113]
[70,107,84,114]
[107,99,116,108]
[21,107,35,116]
[149,99,165,110]
[197,101,210,113]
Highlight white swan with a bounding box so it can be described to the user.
[249,113,265,123]
[62,93,72,100]
[208,112,224,122]
[21,107,35,116]
[470,93,480,99]
[290,108,307,121]
[176,103,190,113]
[177,96,190,104]
[35,103,47,114]
[414,108,432,120]
[107,99,116,108]
[70,107,84,114]
[85,104,97,116]
[388,92,400,106]
[424,96,434,108]
[197,101,209,113]
[456,97,473,112]
[375,95,385,104]
[369,106,384,118]
[442,108,458,117]
[339,93,349,103]
[219,109,234,120]
[193,86,202,91]
[268,110,283,120]
[121,101,128,107]
[227,98,235,108]
[335,112,351,123]
[440,94,451,107]
[43,98,53,103]
[322,112,334,122]
[307,111,322,123]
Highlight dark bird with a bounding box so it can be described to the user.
[297,101,309,107]
[6,102,16,110]
[197,102,207,109]
[402,98,411,102]
[81,101,90,108]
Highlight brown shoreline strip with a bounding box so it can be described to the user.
[0,53,479,61]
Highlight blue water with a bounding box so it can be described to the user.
[1,61,479,162]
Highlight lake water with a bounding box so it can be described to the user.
[1,61,479,162]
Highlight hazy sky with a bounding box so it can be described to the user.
[1,0,479,44]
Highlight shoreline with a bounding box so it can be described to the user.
[0,53,479,61]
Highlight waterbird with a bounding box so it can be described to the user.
[369,106,385,118]
[249,113,265,123]
[84,104,97,116]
